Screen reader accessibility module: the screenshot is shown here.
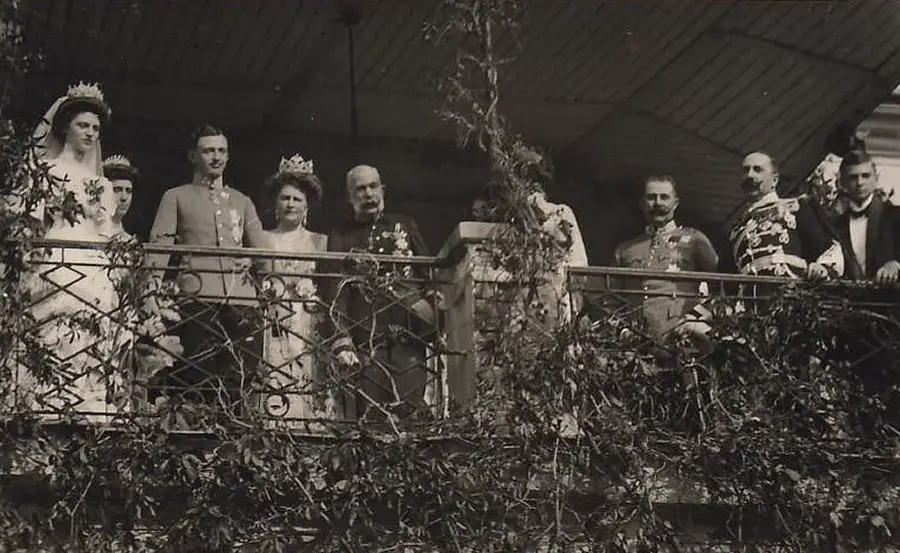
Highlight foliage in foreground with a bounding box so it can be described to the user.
[1,1,900,552]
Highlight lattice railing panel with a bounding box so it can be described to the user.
[3,243,455,430]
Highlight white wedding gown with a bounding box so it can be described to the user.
[18,158,131,420]
[259,228,333,424]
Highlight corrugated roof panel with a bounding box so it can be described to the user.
[505,101,611,149]
[628,33,721,115]
[655,35,739,122]
[576,111,743,220]
[678,41,772,133]
[98,2,144,79]
[384,6,447,92]
[704,53,800,145]
[231,0,294,83]
[858,5,900,71]
[111,2,169,78]
[813,2,878,60]
[661,35,745,125]
[771,71,861,158]
[354,3,410,89]
[257,1,324,86]
[600,4,725,104]
[84,1,130,78]
[214,3,269,85]
[726,62,817,150]
[718,1,784,36]
[503,2,582,96]
[69,0,107,73]
[535,3,629,102]
[187,2,243,84]
[146,0,208,80]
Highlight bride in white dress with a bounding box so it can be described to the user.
[258,155,331,424]
[12,83,131,419]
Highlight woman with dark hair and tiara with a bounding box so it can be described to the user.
[10,82,132,420]
[257,154,333,424]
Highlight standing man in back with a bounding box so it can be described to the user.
[147,124,268,409]
[613,175,719,339]
[833,150,900,284]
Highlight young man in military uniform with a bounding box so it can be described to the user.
[147,124,268,410]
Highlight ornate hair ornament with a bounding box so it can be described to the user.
[67,81,105,102]
[278,154,314,177]
[63,81,111,118]
[103,154,133,169]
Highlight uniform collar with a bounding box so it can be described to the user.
[192,175,225,190]
[646,220,678,237]
[748,190,779,210]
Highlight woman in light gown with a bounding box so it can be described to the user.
[527,189,588,325]
[258,155,332,424]
[12,83,131,419]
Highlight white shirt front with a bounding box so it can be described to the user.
[848,195,874,275]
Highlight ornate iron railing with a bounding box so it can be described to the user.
[5,232,900,435]
[2,240,456,430]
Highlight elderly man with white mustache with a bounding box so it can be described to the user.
[323,164,436,421]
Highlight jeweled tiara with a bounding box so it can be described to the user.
[278,154,314,176]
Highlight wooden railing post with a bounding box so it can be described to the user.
[437,222,505,413]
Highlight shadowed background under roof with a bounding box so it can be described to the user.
[13,0,900,259]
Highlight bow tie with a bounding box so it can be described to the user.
[849,206,870,219]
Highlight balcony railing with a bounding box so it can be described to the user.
[3,238,456,430]
[3,222,900,433]
[5,223,900,548]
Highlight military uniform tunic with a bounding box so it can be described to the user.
[613,221,719,337]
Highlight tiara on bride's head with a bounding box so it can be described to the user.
[67,81,105,103]
[278,154,314,177]
[62,81,112,119]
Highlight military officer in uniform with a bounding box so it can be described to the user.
[147,124,268,409]
[727,151,843,279]
[613,175,719,339]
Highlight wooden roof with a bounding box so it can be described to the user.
[16,0,900,222]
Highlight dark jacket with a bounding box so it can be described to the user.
[834,195,900,280]
[323,213,433,355]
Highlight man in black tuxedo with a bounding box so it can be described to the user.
[834,150,900,284]
[325,164,436,420]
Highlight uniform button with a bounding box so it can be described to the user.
[216,210,222,216]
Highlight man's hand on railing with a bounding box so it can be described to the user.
[875,260,900,286]
[806,262,830,281]
[336,350,360,368]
